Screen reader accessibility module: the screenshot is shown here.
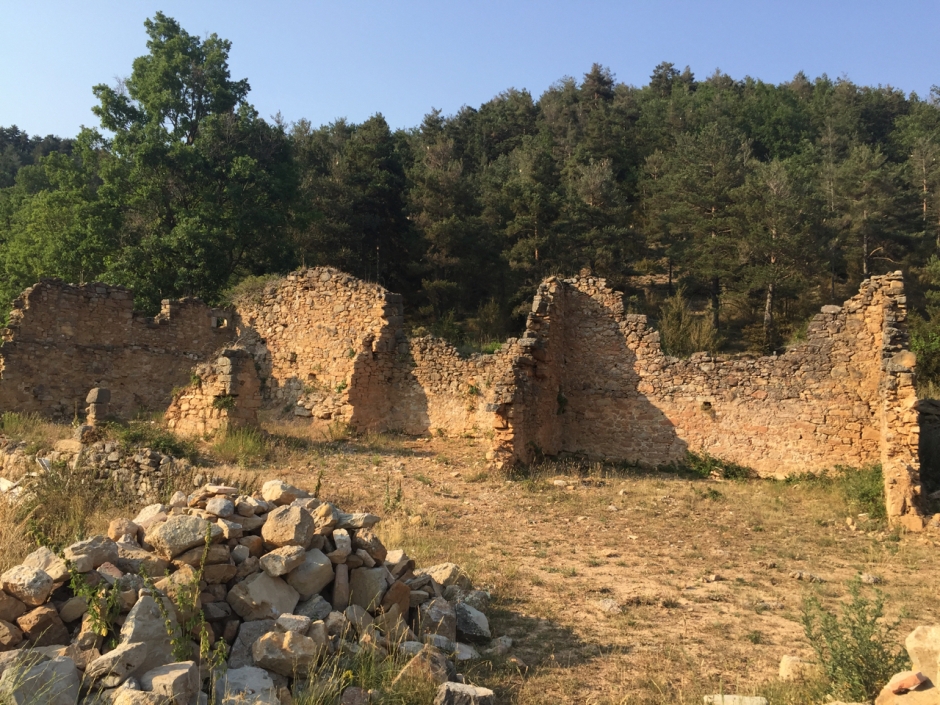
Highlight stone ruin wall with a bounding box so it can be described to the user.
[492,271,923,528]
[165,348,262,438]
[232,268,509,437]
[0,280,234,419]
[0,267,925,526]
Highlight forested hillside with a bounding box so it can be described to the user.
[4,13,940,382]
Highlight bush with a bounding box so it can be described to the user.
[112,421,197,462]
[801,578,909,701]
[662,451,755,480]
[657,287,720,357]
[221,273,284,306]
[212,426,269,466]
[836,464,886,521]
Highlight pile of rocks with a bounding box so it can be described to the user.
[0,479,502,704]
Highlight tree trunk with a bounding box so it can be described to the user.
[763,281,775,353]
[711,276,720,332]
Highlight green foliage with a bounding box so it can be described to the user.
[657,288,720,357]
[113,421,197,461]
[221,273,283,306]
[212,426,269,466]
[662,451,755,480]
[784,465,886,521]
[802,578,909,701]
[212,394,236,411]
[68,564,120,638]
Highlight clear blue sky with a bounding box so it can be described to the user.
[2,0,938,138]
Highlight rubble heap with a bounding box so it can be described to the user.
[0,480,501,704]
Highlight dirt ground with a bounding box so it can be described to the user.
[247,429,940,705]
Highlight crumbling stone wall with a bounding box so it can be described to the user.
[490,271,924,528]
[165,348,262,438]
[0,280,233,419]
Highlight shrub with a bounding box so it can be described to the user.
[113,421,197,462]
[801,578,909,701]
[834,464,886,521]
[657,287,720,357]
[212,426,269,467]
[663,451,755,480]
[221,273,284,306]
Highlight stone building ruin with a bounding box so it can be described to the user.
[0,268,927,529]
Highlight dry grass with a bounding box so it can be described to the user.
[1,421,937,703]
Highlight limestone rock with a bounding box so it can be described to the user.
[261,545,306,577]
[118,594,176,679]
[205,497,235,518]
[332,564,350,611]
[352,530,387,563]
[420,598,457,642]
[905,625,940,686]
[114,543,171,576]
[349,567,387,612]
[261,506,314,549]
[17,605,69,646]
[1,566,53,607]
[0,620,23,650]
[64,535,119,573]
[227,572,299,621]
[433,682,496,705]
[261,480,307,505]
[112,690,166,705]
[341,686,371,705]
[0,592,27,623]
[147,515,221,559]
[21,546,69,582]
[393,646,454,685]
[140,661,199,702]
[275,613,312,634]
[875,673,936,704]
[287,549,334,600]
[415,563,472,590]
[455,602,491,644]
[215,665,279,704]
[85,642,149,683]
[227,619,275,669]
[337,512,380,530]
[251,630,324,676]
[295,595,332,622]
[0,655,80,705]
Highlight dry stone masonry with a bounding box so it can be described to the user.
[0,479,502,704]
[0,280,232,419]
[0,267,927,527]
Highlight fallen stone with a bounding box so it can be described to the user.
[275,613,312,633]
[778,654,819,682]
[147,515,221,559]
[875,674,936,704]
[336,512,380,530]
[261,480,307,505]
[420,598,457,642]
[1,566,53,607]
[455,602,490,643]
[114,543,171,576]
[21,546,69,582]
[252,630,324,676]
[295,595,332,622]
[352,529,387,563]
[227,572,299,621]
[433,681,496,705]
[905,625,940,685]
[215,665,279,704]
[415,563,472,590]
[118,594,176,679]
[205,497,235,518]
[140,661,199,702]
[341,685,371,705]
[349,567,387,612]
[0,655,80,705]
[393,646,454,686]
[262,506,315,549]
[64,535,119,573]
[0,620,23,650]
[228,619,275,669]
[16,605,69,646]
[261,545,306,577]
[286,548,334,600]
[0,592,27,623]
[332,564,350,611]
[85,642,149,684]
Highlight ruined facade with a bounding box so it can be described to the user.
[0,280,232,418]
[165,348,262,438]
[0,268,925,527]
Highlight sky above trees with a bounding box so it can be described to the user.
[2,0,939,138]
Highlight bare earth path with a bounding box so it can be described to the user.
[263,433,940,705]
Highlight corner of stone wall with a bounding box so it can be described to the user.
[876,272,925,530]
[165,347,262,438]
